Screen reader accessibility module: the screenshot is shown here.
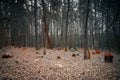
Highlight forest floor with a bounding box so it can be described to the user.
[0,47,120,80]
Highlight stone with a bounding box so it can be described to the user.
[70,48,76,52]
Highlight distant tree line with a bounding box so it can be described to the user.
[0,0,120,53]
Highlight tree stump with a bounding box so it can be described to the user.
[57,56,61,59]
[104,53,113,62]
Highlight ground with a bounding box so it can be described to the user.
[0,47,120,80]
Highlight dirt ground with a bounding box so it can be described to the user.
[0,47,120,80]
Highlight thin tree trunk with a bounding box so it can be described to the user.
[65,0,70,51]
[84,0,90,59]
[41,0,53,55]
[34,0,40,50]
[94,0,97,49]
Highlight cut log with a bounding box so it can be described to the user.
[104,53,113,62]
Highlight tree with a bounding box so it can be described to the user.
[84,0,90,59]
[41,0,53,54]
[65,0,70,51]
[34,0,40,50]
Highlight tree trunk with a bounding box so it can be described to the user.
[84,0,90,59]
[41,0,53,50]
[34,0,40,50]
[65,0,70,51]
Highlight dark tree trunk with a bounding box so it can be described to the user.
[65,0,70,51]
[42,0,52,49]
[34,0,40,50]
[84,0,90,59]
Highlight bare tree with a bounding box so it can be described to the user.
[65,0,70,51]
[34,0,40,50]
[41,0,53,54]
[84,0,90,59]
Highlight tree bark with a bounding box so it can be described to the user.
[41,0,53,49]
[65,0,70,51]
[84,0,90,59]
[34,0,40,50]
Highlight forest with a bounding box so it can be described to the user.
[0,0,120,80]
